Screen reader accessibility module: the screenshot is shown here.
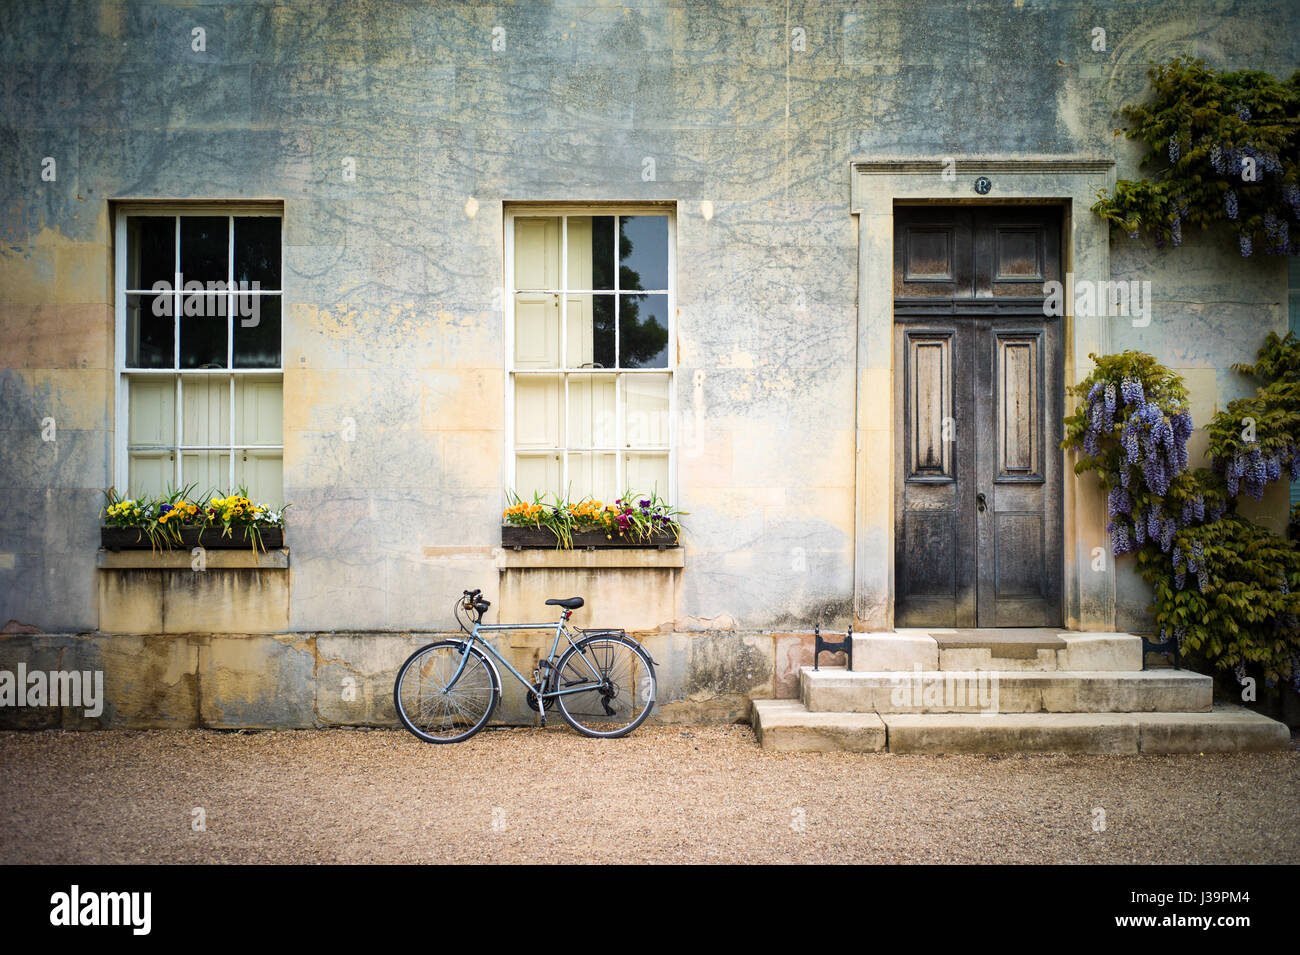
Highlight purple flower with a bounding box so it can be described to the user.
[1108,487,1132,516]
[1109,521,1131,555]
[1240,234,1252,257]
[1224,190,1238,220]
[1283,182,1300,217]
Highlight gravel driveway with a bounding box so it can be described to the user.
[1,725,1297,864]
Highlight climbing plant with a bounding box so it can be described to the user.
[1063,346,1300,691]
[1091,58,1300,256]
[1204,331,1300,499]
[1062,351,1223,556]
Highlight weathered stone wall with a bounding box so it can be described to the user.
[0,628,839,728]
[1,1,1297,724]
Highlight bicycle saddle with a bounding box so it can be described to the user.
[546,597,584,610]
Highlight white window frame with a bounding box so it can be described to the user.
[504,203,677,502]
[112,201,285,496]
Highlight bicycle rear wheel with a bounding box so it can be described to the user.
[394,641,499,743]
[552,634,656,738]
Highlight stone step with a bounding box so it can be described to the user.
[751,699,1291,754]
[850,630,1143,672]
[750,699,886,752]
[801,666,1212,713]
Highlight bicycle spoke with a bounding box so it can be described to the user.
[396,643,496,742]
[555,638,655,737]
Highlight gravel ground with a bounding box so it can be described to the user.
[1,724,1297,864]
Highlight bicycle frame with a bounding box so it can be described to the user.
[446,616,606,699]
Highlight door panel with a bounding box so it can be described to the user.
[893,207,974,299]
[894,206,1063,628]
[895,325,976,627]
[974,322,1062,625]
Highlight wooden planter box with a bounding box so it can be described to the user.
[101,526,284,551]
[501,524,679,549]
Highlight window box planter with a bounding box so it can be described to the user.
[101,526,284,551]
[501,525,678,550]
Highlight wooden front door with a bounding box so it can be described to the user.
[893,206,1064,627]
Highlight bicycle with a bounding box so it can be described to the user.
[393,589,658,743]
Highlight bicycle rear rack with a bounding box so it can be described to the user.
[813,623,853,671]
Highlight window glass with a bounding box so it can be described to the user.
[234,295,281,368]
[180,216,228,286]
[619,293,668,368]
[234,216,281,289]
[125,293,174,368]
[619,216,668,290]
[127,216,174,291]
[509,210,672,501]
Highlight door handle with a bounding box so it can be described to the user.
[976,492,987,513]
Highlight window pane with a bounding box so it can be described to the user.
[234,217,281,290]
[568,374,617,448]
[128,452,171,499]
[513,217,560,290]
[619,293,669,368]
[182,450,231,494]
[566,293,614,368]
[619,215,667,291]
[180,216,229,286]
[127,216,175,291]
[566,215,615,291]
[235,376,283,445]
[128,377,175,446]
[234,294,281,368]
[514,374,563,449]
[623,374,670,447]
[625,452,669,497]
[568,452,618,502]
[514,292,560,368]
[235,450,283,505]
[125,293,174,368]
[182,375,230,447]
[180,299,228,368]
[515,453,562,499]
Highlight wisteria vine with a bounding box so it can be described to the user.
[1091,59,1300,258]
[1065,352,1213,565]
[1065,348,1300,691]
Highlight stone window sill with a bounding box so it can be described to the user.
[96,548,290,570]
[497,548,683,570]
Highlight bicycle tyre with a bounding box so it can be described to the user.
[552,634,656,739]
[394,640,499,744]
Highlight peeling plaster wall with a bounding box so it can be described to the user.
[1,2,1297,660]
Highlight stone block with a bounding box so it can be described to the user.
[1058,633,1143,671]
[197,635,317,729]
[851,631,938,671]
[884,713,1140,754]
[752,699,886,752]
[316,632,437,726]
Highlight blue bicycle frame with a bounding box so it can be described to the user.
[445,616,609,700]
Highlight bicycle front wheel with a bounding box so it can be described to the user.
[553,635,656,738]
[394,641,499,743]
